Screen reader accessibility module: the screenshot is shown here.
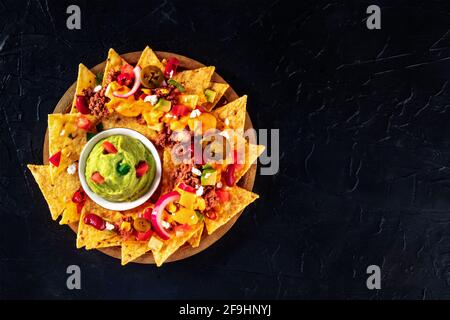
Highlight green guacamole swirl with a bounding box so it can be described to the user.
[85,135,155,202]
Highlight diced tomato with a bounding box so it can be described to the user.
[121,64,134,76]
[135,229,153,241]
[76,116,92,131]
[178,182,196,193]
[102,141,118,154]
[142,207,153,220]
[171,104,191,117]
[49,151,61,167]
[216,189,230,203]
[72,189,86,204]
[117,73,133,86]
[164,57,179,78]
[91,172,105,184]
[135,161,149,178]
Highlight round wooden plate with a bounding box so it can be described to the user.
[43,51,257,264]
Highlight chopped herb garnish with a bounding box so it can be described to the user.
[95,72,103,85]
[117,163,131,176]
[96,122,104,132]
[167,79,185,92]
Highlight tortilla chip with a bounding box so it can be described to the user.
[70,64,96,113]
[83,199,123,221]
[121,239,150,265]
[213,95,247,134]
[187,222,204,248]
[102,48,131,86]
[204,186,258,235]
[161,150,175,194]
[152,223,203,267]
[137,46,164,72]
[203,82,229,111]
[236,144,265,183]
[101,113,158,141]
[76,202,122,250]
[173,66,215,104]
[48,114,97,182]
[28,165,81,223]
[59,202,80,225]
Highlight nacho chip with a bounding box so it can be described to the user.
[173,66,215,104]
[83,199,123,222]
[187,222,204,248]
[161,149,175,194]
[213,95,247,134]
[59,202,80,225]
[101,113,158,141]
[152,223,203,267]
[70,64,96,113]
[203,82,229,111]
[204,186,258,235]
[76,202,122,250]
[121,239,150,265]
[137,46,164,72]
[28,165,81,223]
[102,48,130,86]
[236,143,265,183]
[48,113,97,182]
[117,206,154,264]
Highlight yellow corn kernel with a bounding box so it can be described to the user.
[120,221,131,232]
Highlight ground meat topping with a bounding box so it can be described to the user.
[80,70,118,117]
[203,186,219,213]
[104,70,119,85]
[155,126,176,149]
[81,88,92,98]
[82,86,109,117]
[172,162,200,188]
[153,84,180,102]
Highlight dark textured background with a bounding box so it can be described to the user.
[1,0,450,299]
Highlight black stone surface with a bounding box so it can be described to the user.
[1,0,450,299]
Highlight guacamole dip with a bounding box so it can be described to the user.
[85,135,155,202]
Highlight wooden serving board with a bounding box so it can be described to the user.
[42,51,257,264]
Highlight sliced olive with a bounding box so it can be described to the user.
[133,218,151,233]
[140,65,164,88]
